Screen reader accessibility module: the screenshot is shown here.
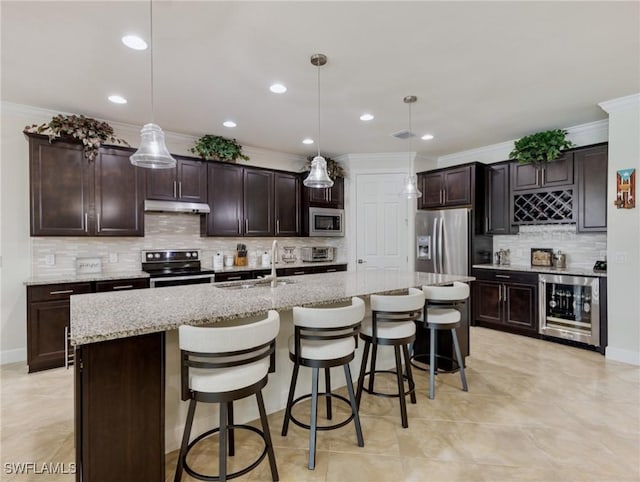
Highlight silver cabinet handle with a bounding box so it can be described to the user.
[64,326,69,369]
[97,213,101,233]
[326,269,337,272]
[485,216,489,233]
[50,289,73,295]
[178,181,182,199]
[495,274,511,279]
[357,259,366,264]
[238,218,241,234]
[498,284,502,302]
[245,219,248,233]
[173,181,177,198]
[503,284,508,302]
[276,219,280,234]
[84,212,88,233]
[112,285,133,290]
[293,271,305,275]
[226,276,242,281]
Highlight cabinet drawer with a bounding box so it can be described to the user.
[95,278,149,292]
[214,271,253,283]
[28,282,93,302]
[279,267,314,276]
[314,264,347,274]
[471,269,538,284]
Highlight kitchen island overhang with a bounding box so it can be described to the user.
[70,270,474,482]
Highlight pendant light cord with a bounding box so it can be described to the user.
[408,100,412,164]
[316,61,321,158]
[149,0,155,124]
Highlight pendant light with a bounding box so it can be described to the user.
[399,95,422,199]
[130,0,176,169]
[303,53,334,188]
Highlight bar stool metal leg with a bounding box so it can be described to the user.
[343,364,364,447]
[256,390,279,481]
[451,328,468,392]
[174,398,197,482]
[402,344,417,404]
[393,345,408,428]
[368,344,378,393]
[219,402,228,482]
[228,401,235,457]
[429,327,436,400]
[355,341,370,408]
[281,363,300,436]
[309,367,319,470]
[325,368,332,420]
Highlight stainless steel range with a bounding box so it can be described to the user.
[142,250,215,288]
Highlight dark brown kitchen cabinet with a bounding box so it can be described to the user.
[511,154,574,191]
[472,269,538,336]
[274,172,300,236]
[145,156,207,203]
[27,282,92,372]
[94,278,150,292]
[576,144,608,232]
[485,162,517,234]
[418,165,471,209]
[28,135,144,236]
[202,164,274,236]
[302,176,344,209]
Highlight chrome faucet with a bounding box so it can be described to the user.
[270,239,278,288]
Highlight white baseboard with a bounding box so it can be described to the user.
[1,347,27,365]
[605,346,640,366]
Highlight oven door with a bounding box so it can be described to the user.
[150,274,214,288]
[539,274,599,346]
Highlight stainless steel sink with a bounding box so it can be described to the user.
[216,278,296,290]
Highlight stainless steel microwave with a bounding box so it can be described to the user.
[309,207,344,237]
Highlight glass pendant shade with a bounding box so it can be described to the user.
[400,174,422,199]
[303,155,334,188]
[130,123,176,169]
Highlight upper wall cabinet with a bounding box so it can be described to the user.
[302,176,344,209]
[576,144,608,232]
[274,172,300,236]
[485,162,517,235]
[511,154,574,191]
[29,135,144,236]
[418,166,472,209]
[146,156,207,203]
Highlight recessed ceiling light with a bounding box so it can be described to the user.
[223,120,237,128]
[360,113,374,121]
[270,83,287,94]
[108,95,127,104]
[302,138,314,145]
[121,35,147,50]
[422,134,434,140]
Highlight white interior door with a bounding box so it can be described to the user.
[355,173,408,271]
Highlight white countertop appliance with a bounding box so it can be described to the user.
[301,246,335,262]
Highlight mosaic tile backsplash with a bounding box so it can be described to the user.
[492,225,606,269]
[31,213,347,277]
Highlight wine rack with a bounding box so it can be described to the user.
[513,189,574,224]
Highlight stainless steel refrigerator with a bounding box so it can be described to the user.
[416,208,470,275]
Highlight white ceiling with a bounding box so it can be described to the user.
[2,1,639,159]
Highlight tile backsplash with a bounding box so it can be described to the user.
[31,213,347,277]
[492,224,606,269]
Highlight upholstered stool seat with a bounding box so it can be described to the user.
[356,288,424,428]
[174,311,280,482]
[281,297,366,470]
[421,282,470,400]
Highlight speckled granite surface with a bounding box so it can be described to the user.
[472,264,607,278]
[70,270,474,346]
[25,271,150,286]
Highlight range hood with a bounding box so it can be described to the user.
[144,200,210,214]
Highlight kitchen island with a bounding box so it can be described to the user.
[70,270,474,482]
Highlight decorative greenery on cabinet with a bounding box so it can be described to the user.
[24,114,129,161]
[510,129,574,164]
[190,134,249,162]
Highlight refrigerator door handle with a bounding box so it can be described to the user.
[438,216,444,274]
[432,218,439,273]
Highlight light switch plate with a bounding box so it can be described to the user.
[109,253,118,263]
[45,254,55,266]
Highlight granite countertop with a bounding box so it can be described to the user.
[25,271,150,286]
[212,260,347,273]
[70,270,474,346]
[472,263,607,278]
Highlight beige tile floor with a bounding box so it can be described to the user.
[2,327,639,482]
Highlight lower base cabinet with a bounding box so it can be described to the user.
[214,264,347,282]
[472,269,538,336]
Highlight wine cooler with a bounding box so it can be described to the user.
[539,274,600,346]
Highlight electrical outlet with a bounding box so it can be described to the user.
[109,253,118,263]
[614,251,628,263]
[45,254,55,266]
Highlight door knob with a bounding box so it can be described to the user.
[357,259,366,264]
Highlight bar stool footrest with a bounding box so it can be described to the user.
[361,369,415,398]
[410,353,462,374]
[288,392,355,431]
[182,424,269,481]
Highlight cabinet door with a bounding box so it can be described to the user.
[504,283,537,332]
[176,157,207,202]
[30,137,91,236]
[308,185,330,205]
[204,163,243,236]
[511,163,540,191]
[95,278,149,292]
[443,166,471,206]
[94,147,145,236]
[328,177,345,208]
[145,166,177,201]
[244,168,274,236]
[486,164,512,234]
[473,281,503,324]
[27,300,69,372]
[541,154,573,187]
[576,145,607,232]
[274,172,300,236]
[420,172,444,208]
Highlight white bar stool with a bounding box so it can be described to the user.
[355,287,424,428]
[174,311,280,482]
[422,282,469,400]
[281,297,366,470]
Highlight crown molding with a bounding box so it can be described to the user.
[338,152,413,164]
[599,93,640,114]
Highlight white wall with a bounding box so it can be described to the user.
[599,94,640,365]
[0,102,306,364]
